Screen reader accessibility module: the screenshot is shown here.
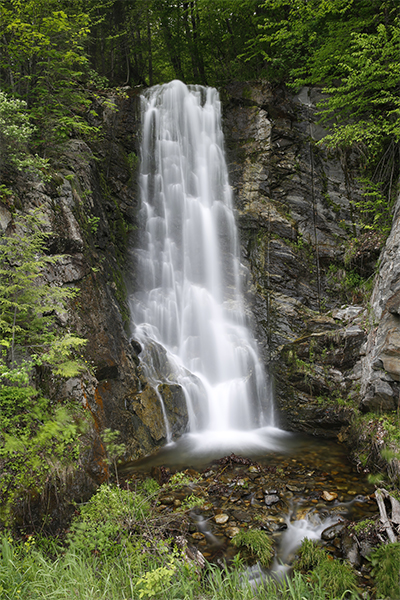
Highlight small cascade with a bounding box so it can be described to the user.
[130,80,277,449]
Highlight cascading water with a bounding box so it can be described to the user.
[131,80,284,455]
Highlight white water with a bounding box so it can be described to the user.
[131,80,279,450]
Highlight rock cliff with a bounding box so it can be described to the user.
[222,82,392,440]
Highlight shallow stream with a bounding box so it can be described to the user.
[123,433,378,586]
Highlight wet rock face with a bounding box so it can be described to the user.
[223,83,361,346]
[223,82,369,434]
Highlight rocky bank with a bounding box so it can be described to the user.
[223,82,399,452]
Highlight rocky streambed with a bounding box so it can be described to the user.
[122,437,381,594]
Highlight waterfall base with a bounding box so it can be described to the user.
[156,426,292,467]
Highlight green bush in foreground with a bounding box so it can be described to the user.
[67,483,151,557]
[369,542,400,599]
[0,531,363,600]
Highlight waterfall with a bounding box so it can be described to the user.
[130,80,279,452]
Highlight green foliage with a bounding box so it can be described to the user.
[293,537,326,572]
[67,483,150,557]
[319,22,400,152]
[138,478,160,497]
[0,91,48,177]
[179,494,205,511]
[0,530,364,600]
[87,215,100,234]
[0,210,88,523]
[0,210,86,379]
[369,542,400,599]
[169,470,198,487]
[311,555,358,598]
[231,529,274,567]
[136,563,176,599]
[294,538,358,599]
[352,180,393,236]
[0,0,99,153]
[327,264,370,303]
[102,428,126,476]
[350,518,375,536]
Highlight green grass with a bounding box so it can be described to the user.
[0,484,365,600]
[231,529,274,567]
[0,534,364,600]
[369,542,400,599]
[293,538,359,599]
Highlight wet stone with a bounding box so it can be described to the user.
[286,484,305,492]
[192,532,205,540]
[321,521,346,541]
[341,534,361,567]
[225,527,241,538]
[231,510,252,523]
[214,514,229,525]
[159,495,175,505]
[360,540,373,559]
[264,494,280,506]
[249,466,260,473]
[321,491,338,502]
[267,520,288,532]
[229,493,242,503]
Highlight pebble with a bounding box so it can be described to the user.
[225,527,240,538]
[236,479,247,486]
[321,491,338,502]
[192,532,205,540]
[286,484,305,492]
[229,494,241,503]
[214,514,229,524]
[264,494,280,506]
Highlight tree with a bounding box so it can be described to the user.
[0,91,48,180]
[0,0,98,154]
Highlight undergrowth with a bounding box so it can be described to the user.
[0,484,374,600]
[369,542,400,599]
[231,529,274,567]
[293,538,359,599]
[0,534,364,600]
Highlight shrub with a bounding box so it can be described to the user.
[370,542,400,599]
[231,529,274,567]
[293,537,326,572]
[294,538,358,599]
[67,483,150,557]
